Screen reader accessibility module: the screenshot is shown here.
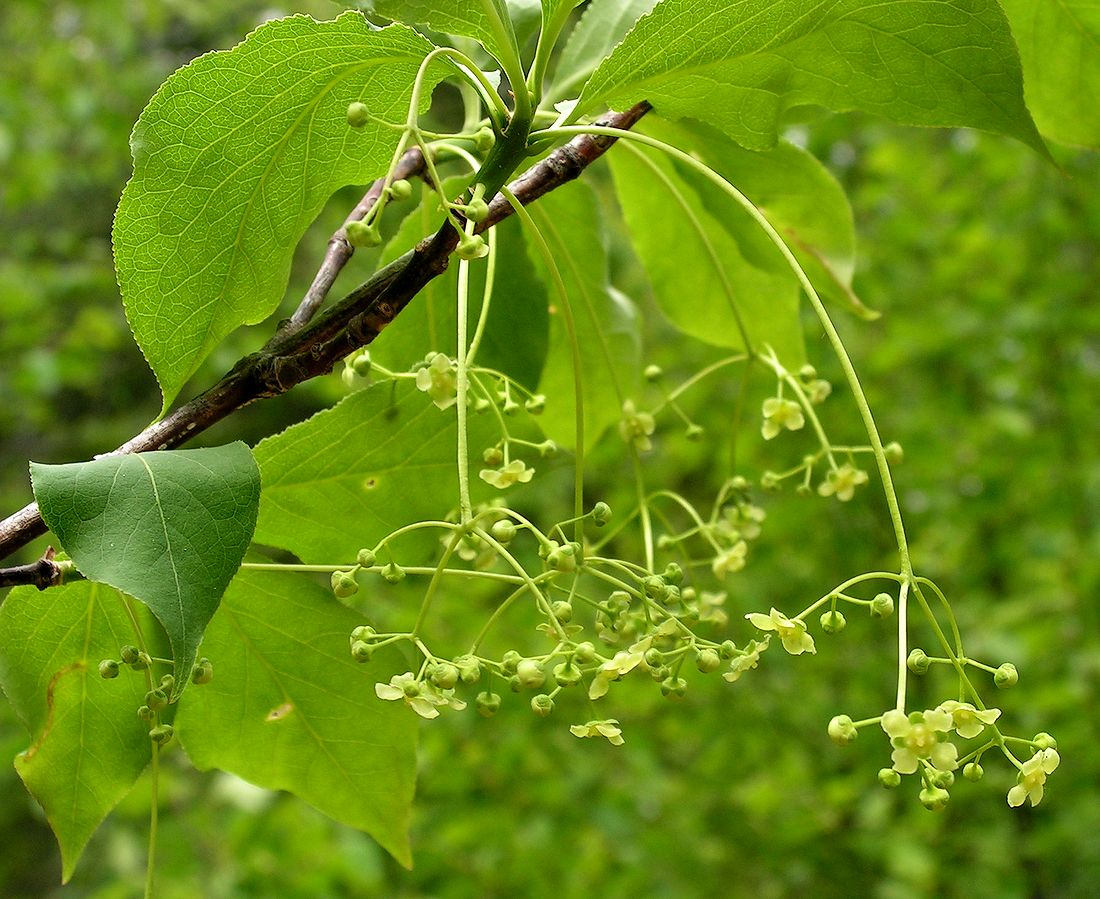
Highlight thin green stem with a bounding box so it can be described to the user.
[146,746,159,899]
[466,227,498,367]
[456,202,479,523]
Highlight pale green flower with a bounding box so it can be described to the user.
[569,719,625,746]
[619,399,656,452]
[588,637,652,699]
[761,397,805,440]
[1008,748,1060,807]
[375,672,467,719]
[723,637,770,682]
[818,464,869,502]
[712,540,748,579]
[881,708,958,774]
[479,458,534,489]
[746,608,815,655]
[415,353,457,409]
[938,700,1001,739]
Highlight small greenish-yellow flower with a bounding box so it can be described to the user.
[618,400,656,452]
[479,458,534,489]
[722,637,769,682]
[1008,748,1060,808]
[569,719,625,746]
[745,609,815,655]
[938,700,1001,739]
[712,540,748,579]
[881,708,958,774]
[375,672,466,719]
[588,637,652,699]
[415,353,458,409]
[818,464,869,501]
[761,397,805,440]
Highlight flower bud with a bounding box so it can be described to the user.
[643,364,663,381]
[132,652,152,671]
[760,471,780,490]
[994,662,1019,688]
[476,691,501,717]
[931,769,955,789]
[389,178,413,201]
[430,663,459,689]
[120,645,140,665]
[820,610,847,634]
[591,501,612,527]
[350,625,376,642]
[643,575,666,600]
[827,714,858,746]
[381,562,405,584]
[145,689,169,712]
[351,353,372,377]
[551,601,573,623]
[798,364,817,382]
[455,655,482,684]
[191,657,214,685]
[870,593,894,618]
[524,394,546,414]
[149,724,174,746]
[456,233,489,261]
[884,441,904,464]
[1032,732,1057,751]
[574,642,596,663]
[483,446,504,466]
[331,570,359,598]
[878,768,901,788]
[356,548,376,568]
[350,641,373,663]
[695,648,722,674]
[684,423,705,442]
[474,126,495,152]
[346,220,381,248]
[490,519,517,543]
[530,694,554,717]
[509,675,523,693]
[99,659,120,679]
[516,659,545,689]
[465,198,490,224]
[137,705,154,721]
[660,676,688,699]
[663,562,684,585]
[907,648,931,675]
[552,661,582,687]
[919,785,950,811]
[607,591,631,614]
[963,762,984,782]
[159,674,175,691]
[346,101,370,128]
[501,650,522,675]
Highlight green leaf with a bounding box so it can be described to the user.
[640,116,875,321]
[174,569,418,867]
[607,128,805,365]
[363,0,521,75]
[550,0,661,101]
[1000,0,1100,148]
[253,381,508,563]
[113,14,450,412]
[30,443,260,697]
[525,181,642,449]
[372,182,549,390]
[0,581,156,882]
[579,0,1046,154]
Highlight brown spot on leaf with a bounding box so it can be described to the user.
[265,702,294,722]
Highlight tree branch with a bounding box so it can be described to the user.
[0,101,651,564]
[0,547,70,590]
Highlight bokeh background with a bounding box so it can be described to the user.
[1,2,1098,896]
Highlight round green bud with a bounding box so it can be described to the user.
[1032,732,1057,751]
[381,562,405,584]
[592,501,612,527]
[145,689,168,712]
[695,648,722,674]
[331,570,359,599]
[476,691,501,717]
[132,651,152,671]
[490,519,517,543]
[760,471,780,490]
[401,679,421,699]
[644,364,664,382]
[551,601,573,623]
[474,127,495,152]
[643,575,667,600]
[430,663,460,689]
[350,625,376,643]
[795,484,812,497]
[120,645,140,665]
[524,394,546,414]
[356,548,376,568]
[539,440,558,457]
[389,178,413,201]
[798,364,817,382]
[501,650,522,675]
[483,446,504,466]
[352,354,372,378]
[685,424,705,442]
[643,648,663,668]
[663,562,684,585]
[191,658,214,685]
[870,593,895,618]
[552,661,582,687]
[548,549,577,574]
[346,101,370,128]
[516,659,545,689]
[820,610,847,634]
[828,714,858,746]
[342,366,358,388]
[455,655,482,685]
[878,768,901,789]
[530,693,554,717]
[660,676,688,699]
[137,705,154,722]
[730,475,750,491]
[149,724,175,747]
[651,665,671,682]
[919,786,950,812]
[963,762,984,782]
[907,648,931,675]
[508,675,523,693]
[994,662,1019,688]
[99,659,120,679]
[465,198,490,224]
[574,642,596,664]
[159,674,175,691]
[931,769,955,790]
[884,441,904,464]
[346,220,381,248]
[607,590,631,614]
[350,640,373,663]
[455,233,489,261]
[719,640,738,660]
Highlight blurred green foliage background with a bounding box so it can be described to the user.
[1,2,1098,897]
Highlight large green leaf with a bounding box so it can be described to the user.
[578,0,1046,154]
[0,581,156,882]
[30,443,260,697]
[1000,0,1100,148]
[253,381,510,563]
[363,0,521,74]
[638,117,874,321]
[174,569,418,867]
[607,131,805,365]
[549,0,661,101]
[113,14,450,411]
[525,181,642,449]
[372,181,549,390]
